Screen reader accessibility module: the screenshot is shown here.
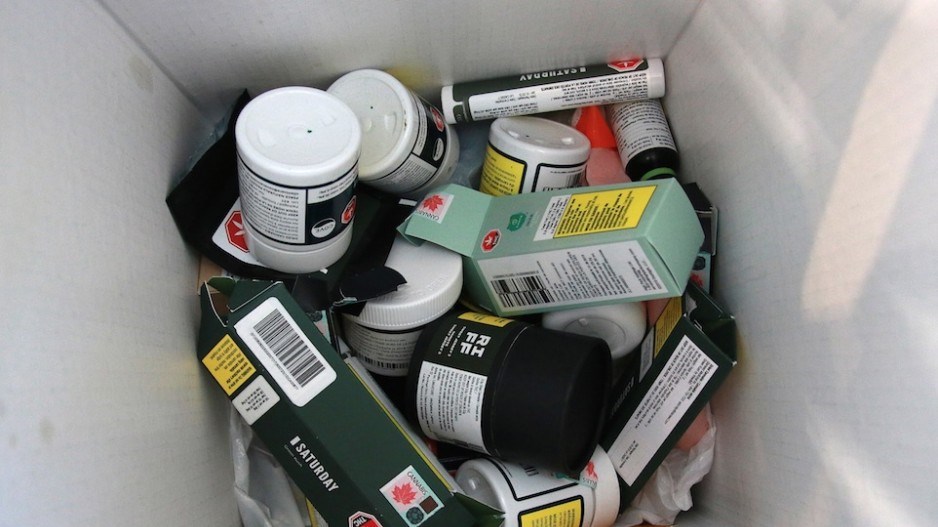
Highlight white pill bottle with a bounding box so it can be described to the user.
[235,87,361,274]
[328,69,459,199]
[456,447,621,527]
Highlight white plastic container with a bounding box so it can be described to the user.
[235,86,361,274]
[328,69,459,199]
[455,447,620,527]
[541,302,647,364]
[341,235,462,376]
[479,116,590,196]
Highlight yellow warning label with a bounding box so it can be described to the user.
[654,296,684,356]
[480,144,526,196]
[519,497,583,527]
[202,335,256,395]
[459,311,515,327]
[554,186,656,238]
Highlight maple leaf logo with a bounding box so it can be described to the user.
[421,194,444,212]
[391,483,418,505]
[585,461,597,479]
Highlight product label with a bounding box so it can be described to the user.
[608,100,676,163]
[477,241,667,313]
[379,466,444,525]
[517,497,584,527]
[373,95,450,194]
[414,362,488,452]
[232,376,281,425]
[480,144,526,196]
[607,335,718,485]
[413,192,454,224]
[534,187,655,241]
[457,312,514,327]
[454,61,652,121]
[483,458,579,501]
[234,298,337,407]
[202,335,256,395]
[480,144,583,196]
[343,322,422,376]
[237,156,357,246]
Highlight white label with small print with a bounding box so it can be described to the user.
[607,336,718,485]
[233,376,280,425]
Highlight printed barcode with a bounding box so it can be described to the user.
[361,356,407,370]
[253,309,325,388]
[490,275,556,308]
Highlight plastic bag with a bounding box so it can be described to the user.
[229,407,325,527]
[617,405,716,526]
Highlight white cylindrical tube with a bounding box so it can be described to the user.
[328,69,459,199]
[441,58,665,124]
[235,87,361,274]
[480,116,590,196]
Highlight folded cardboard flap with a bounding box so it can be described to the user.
[196,279,498,527]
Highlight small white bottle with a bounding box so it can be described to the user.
[455,447,621,527]
[328,69,460,199]
[341,236,462,376]
[235,86,361,274]
[479,116,590,196]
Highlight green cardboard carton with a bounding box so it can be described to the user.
[398,180,703,316]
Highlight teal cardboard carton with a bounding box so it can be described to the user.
[398,180,703,316]
[197,278,497,527]
[600,282,736,508]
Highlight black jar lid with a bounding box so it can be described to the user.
[484,325,611,476]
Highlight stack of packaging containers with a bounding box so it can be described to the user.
[173,57,737,527]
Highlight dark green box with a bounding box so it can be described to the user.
[197,278,492,527]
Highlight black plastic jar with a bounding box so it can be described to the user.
[404,311,611,475]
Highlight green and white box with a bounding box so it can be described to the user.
[398,180,704,316]
[197,278,495,527]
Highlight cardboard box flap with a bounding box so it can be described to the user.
[398,184,493,256]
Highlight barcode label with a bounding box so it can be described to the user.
[234,298,336,407]
[490,274,556,308]
[253,309,326,386]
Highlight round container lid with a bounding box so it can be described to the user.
[235,86,361,181]
[486,326,611,476]
[345,235,463,331]
[454,459,508,515]
[327,69,419,181]
[488,116,590,166]
[541,302,647,361]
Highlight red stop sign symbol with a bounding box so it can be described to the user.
[481,229,500,252]
[225,210,249,253]
[608,59,643,72]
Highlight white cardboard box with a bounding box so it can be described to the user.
[3,1,938,526]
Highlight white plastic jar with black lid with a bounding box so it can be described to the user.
[341,235,462,377]
[328,69,459,199]
[235,86,361,274]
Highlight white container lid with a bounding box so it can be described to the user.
[488,116,590,166]
[235,86,361,182]
[327,69,420,181]
[541,302,647,362]
[344,236,462,330]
